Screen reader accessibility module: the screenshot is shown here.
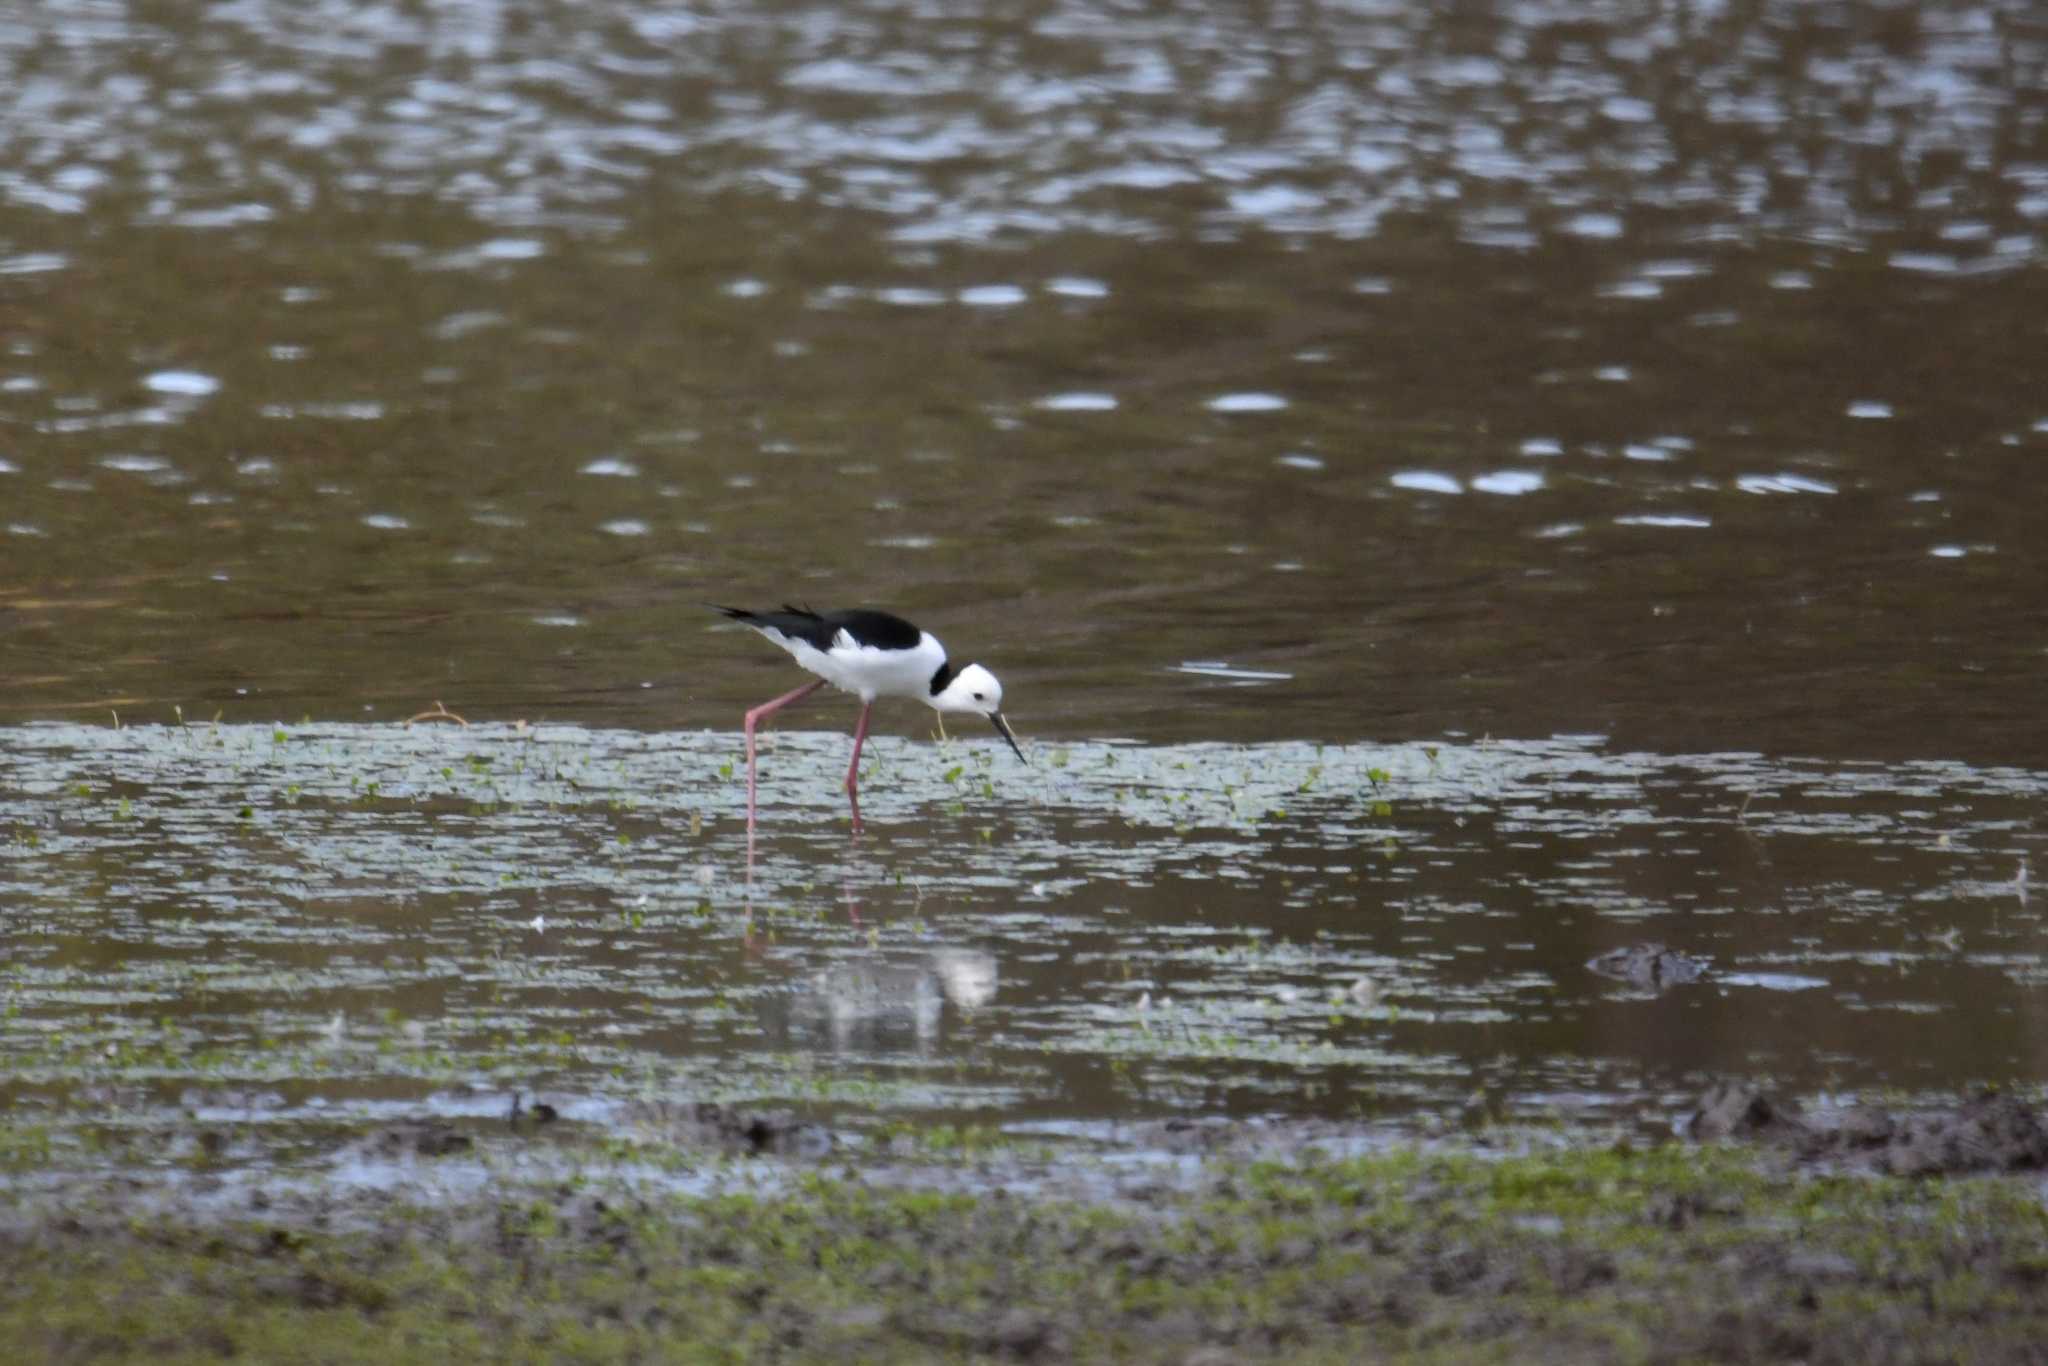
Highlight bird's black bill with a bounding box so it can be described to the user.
[990,712,1027,765]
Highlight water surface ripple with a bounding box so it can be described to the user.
[3,1,2043,247]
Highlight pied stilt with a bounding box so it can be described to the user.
[714,605,1026,830]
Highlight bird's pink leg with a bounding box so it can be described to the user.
[743,680,826,830]
[844,700,874,832]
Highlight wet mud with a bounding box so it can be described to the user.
[5,1097,2048,1363]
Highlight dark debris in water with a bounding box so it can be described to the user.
[355,1122,474,1160]
[624,1100,835,1159]
[1585,942,1709,991]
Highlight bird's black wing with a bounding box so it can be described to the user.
[817,609,923,651]
[713,605,923,652]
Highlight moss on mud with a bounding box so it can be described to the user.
[4,1135,2046,1363]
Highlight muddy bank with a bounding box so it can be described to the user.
[5,1095,2048,1364]
[1690,1085,2048,1178]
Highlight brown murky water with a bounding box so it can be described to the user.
[2,1,2045,1164]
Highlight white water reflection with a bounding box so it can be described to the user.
[1170,661,1292,684]
[99,454,173,474]
[0,252,68,274]
[1391,470,1461,494]
[873,286,947,307]
[142,370,220,396]
[959,284,1027,307]
[1471,471,1543,496]
[1737,473,1838,495]
[1205,392,1288,413]
[1615,513,1711,528]
[261,401,386,421]
[1035,392,1118,412]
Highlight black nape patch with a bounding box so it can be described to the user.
[928,661,957,697]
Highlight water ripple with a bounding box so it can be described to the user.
[0,1,2033,246]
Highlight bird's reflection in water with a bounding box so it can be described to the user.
[741,824,999,1052]
[762,948,998,1055]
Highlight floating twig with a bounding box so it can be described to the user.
[404,700,469,728]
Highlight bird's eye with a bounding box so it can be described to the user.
[972,692,985,702]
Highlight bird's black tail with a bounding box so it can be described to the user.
[709,603,819,624]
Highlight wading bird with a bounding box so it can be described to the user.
[714,604,1025,831]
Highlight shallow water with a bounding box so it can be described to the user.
[2,722,2041,1162]
[2,1,2047,1164]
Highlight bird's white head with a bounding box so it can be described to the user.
[933,662,1003,716]
[932,662,1026,764]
